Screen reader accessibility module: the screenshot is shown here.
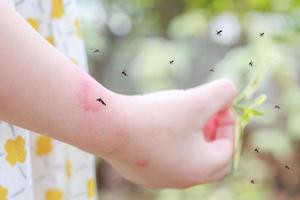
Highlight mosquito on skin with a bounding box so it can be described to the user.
[285,165,290,170]
[96,98,106,106]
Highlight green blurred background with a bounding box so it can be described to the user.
[75,0,300,199]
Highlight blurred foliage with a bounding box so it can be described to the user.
[76,0,300,199]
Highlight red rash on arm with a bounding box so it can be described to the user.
[135,160,149,168]
[74,72,130,157]
[0,1,131,160]
[78,73,105,112]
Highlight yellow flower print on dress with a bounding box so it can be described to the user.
[74,20,83,38]
[65,158,71,178]
[45,189,63,200]
[0,185,8,200]
[70,58,78,65]
[86,178,96,198]
[52,0,64,19]
[27,18,39,31]
[36,136,53,156]
[46,36,55,46]
[4,136,26,166]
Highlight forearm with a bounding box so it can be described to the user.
[0,1,128,157]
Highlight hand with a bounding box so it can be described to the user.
[104,79,237,189]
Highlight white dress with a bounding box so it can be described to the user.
[0,0,98,199]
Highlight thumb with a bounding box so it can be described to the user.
[187,78,237,123]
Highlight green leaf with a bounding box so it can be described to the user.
[250,109,264,116]
[254,94,267,105]
[234,62,270,104]
[241,108,264,128]
[232,63,270,172]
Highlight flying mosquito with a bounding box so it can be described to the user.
[274,105,281,109]
[209,68,215,72]
[251,179,255,184]
[254,147,259,153]
[216,29,223,36]
[169,60,174,64]
[93,49,100,53]
[121,69,127,77]
[249,60,254,66]
[259,32,265,37]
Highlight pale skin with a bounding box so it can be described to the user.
[0,1,237,189]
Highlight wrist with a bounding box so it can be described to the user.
[74,73,130,158]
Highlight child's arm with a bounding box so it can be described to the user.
[0,1,237,189]
[0,1,127,155]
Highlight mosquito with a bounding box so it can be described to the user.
[259,32,265,37]
[121,70,127,77]
[216,29,223,36]
[169,60,174,65]
[96,98,106,106]
[249,61,254,66]
[93,49,100,53]
[285,165,290,170]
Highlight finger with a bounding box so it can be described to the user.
[203,115,217,141]
[205,125,235,170]
[203,108,235,142]
[186,79,237,122]
[204,124,235,181]
[215,109,235,126]
[215,110,235,141]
